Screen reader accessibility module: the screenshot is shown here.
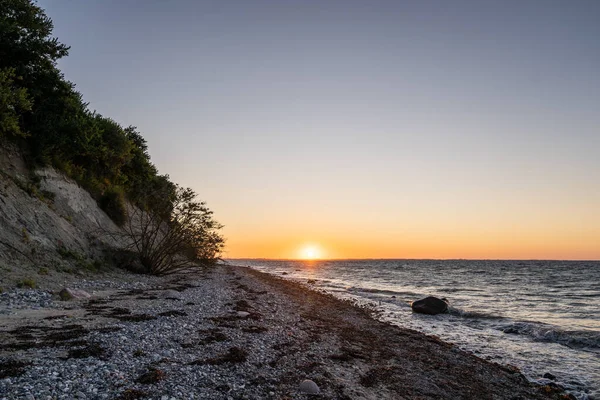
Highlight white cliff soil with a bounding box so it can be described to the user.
[0,144,127,290]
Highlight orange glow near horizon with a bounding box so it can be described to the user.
[216,178,600,261]
[297,244,324,260]
[221,217,600,261]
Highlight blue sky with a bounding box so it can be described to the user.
[40,1,600,259]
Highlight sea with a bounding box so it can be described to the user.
[227,259,600,400]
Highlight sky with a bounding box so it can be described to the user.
[39,0,600,260]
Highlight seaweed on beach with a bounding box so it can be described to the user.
[330,345,369,361]
[115,388,148,400]
[198,328,229,345]
[190,346,248,365]
[297,360,324,373]
[93,326,123,333]
[242,325,268,334]
[158,310,187,317]
[115,313,156,322]
[1,324,90,351]
[207,315,239,327]
[136,367,166,384]
[43,314,68,320]
[67,342,110,359]
[137,295,159,300]
[133,349,146,357]
[107,307,132,316]
[88,298,111,305]
[84,304,113,314]
[235,283,266,294]
[359,366,403,387]
[0,359,30,379]
[271,341,293,351]
[126,288,146,295]
[45,327,89,341]
[234,299,252,311]
[164,280,198,292]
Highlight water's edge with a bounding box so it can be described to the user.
[228,259,600,400]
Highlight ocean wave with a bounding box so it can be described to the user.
[500,322,600,350]
[447,307,505,320]
[347,287,418,298]
[438,287,486,293]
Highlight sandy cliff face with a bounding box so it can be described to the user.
[0,145,123,287]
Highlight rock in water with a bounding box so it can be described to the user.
[59,288,91,301]
[299,379,320,395]
[543,372,556,380]
[411,296,448,315]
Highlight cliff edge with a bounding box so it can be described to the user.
[0,145,125,289]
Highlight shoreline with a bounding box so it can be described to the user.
[0,265,568,399]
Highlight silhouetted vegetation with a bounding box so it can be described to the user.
[0,0,224,272]
[114,185,224,275]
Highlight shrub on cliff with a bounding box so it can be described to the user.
[0,68,31,138]
[99,187,127,227]
[111,185,224,275]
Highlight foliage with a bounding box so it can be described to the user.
[115,185,224,275]
[16,277,36,288]
[20,228,30,243]
[57,246,105,272]
[0,68,31,138]
[99,186,127,227]
[0,0,224,268]
[0,0,150,205]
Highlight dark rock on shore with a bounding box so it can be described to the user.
[59,288,91,301]
[544,372,556,380]
[411,296,448,315]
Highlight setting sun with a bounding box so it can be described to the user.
[299,245,322,260]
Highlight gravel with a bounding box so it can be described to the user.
[0,267,325,399]
[0,289,55,312]
[0,265,563,400]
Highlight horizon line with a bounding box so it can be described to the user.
[224,257,600,262]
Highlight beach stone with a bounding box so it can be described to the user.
[237,311,250,318]
[59,288,91,301]
[299,379,320,395]
[543,372,556,380]
[411,296,448,315]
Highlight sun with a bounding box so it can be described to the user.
[299,245,322,260]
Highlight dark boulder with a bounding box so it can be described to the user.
[543,372,556,381]
[411,296,448,315]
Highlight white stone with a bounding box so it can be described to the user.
[237,311,250,318]
[299,379,320,395]
[59,288,91,300]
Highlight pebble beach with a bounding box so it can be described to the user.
[0,265,568,399]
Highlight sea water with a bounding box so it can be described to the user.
[228,259,600,399]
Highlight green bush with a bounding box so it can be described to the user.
[99,187,127,226]
[16,278,36,289]
[0,68,32,138]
